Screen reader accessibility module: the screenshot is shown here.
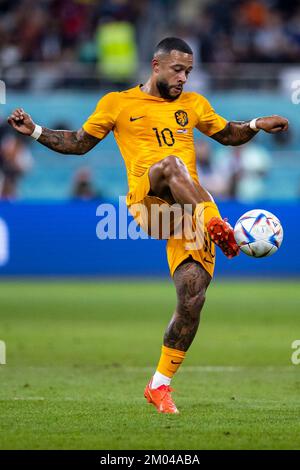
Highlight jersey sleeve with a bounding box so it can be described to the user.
[194,94,227,137]
[82,92,119,139]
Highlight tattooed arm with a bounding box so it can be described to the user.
[7,108,100,154]
[211,115,289,146]
[37,128,99,155]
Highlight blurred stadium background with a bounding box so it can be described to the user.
[0,0,300,450]
[0,0,300,276]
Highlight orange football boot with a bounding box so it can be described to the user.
[144,379,179,414]
[207,216,240,259]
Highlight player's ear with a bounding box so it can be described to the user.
[152,58,159,73]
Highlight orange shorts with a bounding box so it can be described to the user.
[127,169,215,278]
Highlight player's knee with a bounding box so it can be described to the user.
[160,155,186,182]
[179,288,206,320]
[174,260,211,319]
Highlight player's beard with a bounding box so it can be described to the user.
[156,79,182,100]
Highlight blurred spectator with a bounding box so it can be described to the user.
[195,140,230,199]
[96,18,137,86]
[215,141,272,201]
[71,167,102,201]
[252,11,291,63]
[0,131,33,199]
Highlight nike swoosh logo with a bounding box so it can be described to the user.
[171,360,182,365]
[130,115,145,121]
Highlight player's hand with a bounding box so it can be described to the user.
[256,115,289,134]
[7,108,35,136]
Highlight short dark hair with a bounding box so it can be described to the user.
[154,37,193,56]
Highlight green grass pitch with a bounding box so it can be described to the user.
[0,280,299,450]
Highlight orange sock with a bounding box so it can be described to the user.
[157,345,186,378]
[194,201,221,228]
[185,201,221,250]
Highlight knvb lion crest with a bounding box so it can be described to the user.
[175,110,188,127]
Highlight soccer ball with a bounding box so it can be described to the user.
[234,209,283,257]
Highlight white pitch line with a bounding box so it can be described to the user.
[122,365,295,372]
[1,365,295,373]
[13,397,45,401]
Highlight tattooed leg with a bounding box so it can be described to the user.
[164,259,211,351]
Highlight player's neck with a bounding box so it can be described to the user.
[140,79,162,98]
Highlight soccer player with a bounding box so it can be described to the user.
[8,37,288,414]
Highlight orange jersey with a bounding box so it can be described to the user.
[83,85,227,200]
